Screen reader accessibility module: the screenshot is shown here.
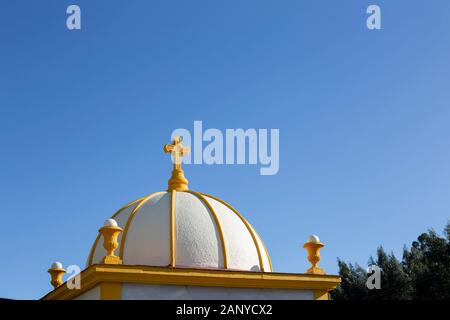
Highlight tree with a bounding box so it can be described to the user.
[331,260,368,300]
[331,222,450,300]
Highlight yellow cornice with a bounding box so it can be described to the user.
[42,264,340,300]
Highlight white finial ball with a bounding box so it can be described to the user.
[307,235,321,243]
[104,218,118,227]
[51,261,63,269]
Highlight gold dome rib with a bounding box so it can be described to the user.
[187,190,229,269]
[169,190,176,267]
[118,191,166,259]
[251,227,273,272]
[200,192,270,272]
[87,195,149,266]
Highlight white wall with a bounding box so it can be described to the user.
[121,283,314,300]
[73,285,100,300]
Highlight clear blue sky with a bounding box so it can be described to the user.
[1,0,450,299]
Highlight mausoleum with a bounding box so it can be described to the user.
[42,137,340,300]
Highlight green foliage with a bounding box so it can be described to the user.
[331,260,367,300]
[331,222,450,300]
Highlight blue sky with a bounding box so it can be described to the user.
[1,0,450,299]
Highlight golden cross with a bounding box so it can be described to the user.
[164,136,190,171]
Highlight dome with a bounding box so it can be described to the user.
[87,190,272,272]
[87,137,272,272]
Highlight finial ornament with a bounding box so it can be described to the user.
[164,136,190,191]
[99,219,123,265]
[303,235,326,275]
[48,261,66,289]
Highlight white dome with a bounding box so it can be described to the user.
[87,190,272,272]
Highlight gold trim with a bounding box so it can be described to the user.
[314,290,329,300]
[187,191,228,269]
[303,241,326,275]
[200,192,267,272]
[99,226,123,265]
[164,137,190,191]
[42,264,340,300]
[87,195,148,266]
[170,190,176,267]
[47,268,66,289]
[100,282,122,300]
[252,227,274,272]
[119,192,166,259]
